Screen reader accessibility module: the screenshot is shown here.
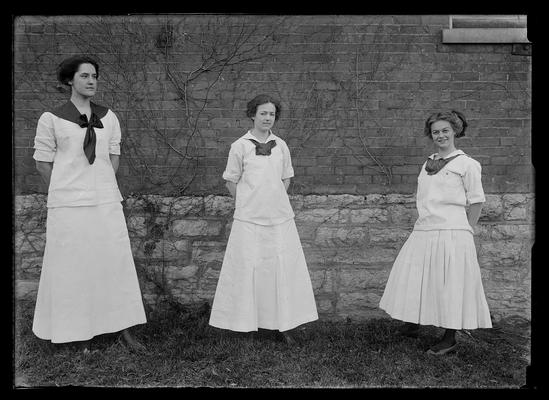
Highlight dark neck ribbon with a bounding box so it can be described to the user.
[51,101,108,164]
[248,138,277,156]
[424,153,463,175]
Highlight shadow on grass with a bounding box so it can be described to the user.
[14,299,530,388]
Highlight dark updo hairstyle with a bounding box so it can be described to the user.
[246,94,281,121]
[56,55,99,86]
[424,110,468,139]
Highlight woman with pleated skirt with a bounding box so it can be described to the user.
[209,94,318,343]
[379,110,492,355]
[31,55,147,351]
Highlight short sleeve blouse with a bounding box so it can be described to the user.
[223,131,295,225]
[33,102,123,208]
[414,149,485,233]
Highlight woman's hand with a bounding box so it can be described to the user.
[35,160,53,189]
[109,154,120,174]
[283,178,291,192]
[467,202,483,229]
[226,181,237,198]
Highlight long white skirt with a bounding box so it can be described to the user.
[209,218,319,332]
[32,201,147,343]
[379,229,492,330]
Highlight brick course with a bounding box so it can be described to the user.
[13,15,531,196]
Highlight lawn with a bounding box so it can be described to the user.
[14,300,530,388]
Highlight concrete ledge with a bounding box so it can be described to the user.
[442,28,529,43]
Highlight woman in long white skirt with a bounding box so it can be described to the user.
[209,94,318,343]
[31,55,147,350]
[379,110,492,355]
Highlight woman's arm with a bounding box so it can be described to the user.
[226,181,237,198]
[467,202,483,228]
[35,161,53,188]
[283,178,291,192]
[109,154,120,174]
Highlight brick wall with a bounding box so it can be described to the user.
[13,15,532,196]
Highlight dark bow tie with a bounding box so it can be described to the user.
[79,113,103,164]
[248,138,277,156]
[424,154,462,175]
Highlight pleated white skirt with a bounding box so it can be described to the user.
[379,229,492,330]
[209,218,319,332]
[32,201,147,343]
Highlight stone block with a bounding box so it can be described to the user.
[502,193,529,221]
[126,215,147,237]
[223,220,233,240]
[167,264,200,281]
[309,268,336,293]
[369,227,411,243]
[14,231,46,254]
[332,247,397,264]
[349,208,388,224]
[204,195,234,217]
[15,280,38,300]
[288,194,304,211]
[480,224,534,242]
[338,267,390,291]
[315,298,334,315]
[314,226,369,247]
[171,196,205,216]
[172,219,224,237]
[386,204,418,225]
[384,193,416,204]
[335,291,387,320]
[14,194,47,215]
[478,241,530,267]
[301,243,338,265]
[16,255,43,280]
[479,194,503,221]
[135,239,191,260]
[294,222,317,241]
[191,241,227,266]
[295,208,349,224]
[197,267,221,293]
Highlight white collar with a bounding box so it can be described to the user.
[243,130,276,143]
[428,149,465,160]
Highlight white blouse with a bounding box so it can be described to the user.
[33,109,123,208]
[223,131,295,226]
[414,149,485,233]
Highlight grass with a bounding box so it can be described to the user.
[14,300,530,388]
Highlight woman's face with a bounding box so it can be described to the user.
[69,63,97,99]
[252,102,276,133]
[430,120,456,152]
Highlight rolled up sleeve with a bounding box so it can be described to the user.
[109,111,122,155]
[222,143,243,183]
[463,159,485,205]
[33,113,56,162]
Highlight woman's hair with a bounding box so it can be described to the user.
[424,110,468,138]
[56,55,100,86]
[246,94,281,121]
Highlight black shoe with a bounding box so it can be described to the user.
[426,341,457,355]
[398,323,420,338]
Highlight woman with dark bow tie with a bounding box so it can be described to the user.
[209,94,318,344]
[31,55,146,352]
[379,110,492,355]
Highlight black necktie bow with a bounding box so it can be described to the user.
[424,154,462,175]
[79,113,103,164]
[248,138,277,156]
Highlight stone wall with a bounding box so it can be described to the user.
[14,192,533,322]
